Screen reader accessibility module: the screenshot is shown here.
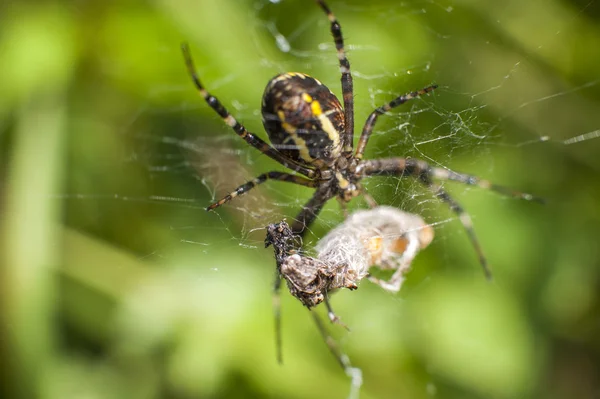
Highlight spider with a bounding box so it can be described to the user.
[182,0,542,276]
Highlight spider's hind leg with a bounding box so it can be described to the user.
[423,180,493,278]
[181,43,315,178]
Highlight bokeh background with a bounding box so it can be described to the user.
[1,0,600,398]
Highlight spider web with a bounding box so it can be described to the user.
[50,0,600,398]
[113,0,600,254]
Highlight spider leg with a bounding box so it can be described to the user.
[311,311,363,399]
[315,1,354,155]
[181,43,315,178]
[360,158,544,203]
[207,171,316,211]
[265,221,301,365]
[290,185,334,237]
[273,271,284,364]
[359,158,544,278]
[425,180,492,278]
[429,166,545,203]
[355,85,438,159]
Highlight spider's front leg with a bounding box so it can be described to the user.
[290,183,335,237]
[358,158,543,278]
[207,171,316,211]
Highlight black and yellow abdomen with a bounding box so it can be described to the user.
[261,73,345,167]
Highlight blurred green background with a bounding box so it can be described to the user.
[1,0,599,398]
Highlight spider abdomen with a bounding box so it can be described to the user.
[261,72,345,167]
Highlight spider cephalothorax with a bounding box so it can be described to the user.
[182,0,542,277]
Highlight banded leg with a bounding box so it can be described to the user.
[207,171,316,211]
[360,158,545,202]
[425,180,492,279]
[315,1,354,155]
[311,312,362,399]
[430,167,545,204]
[355,84,438,159]
[359,157,544,278]
[182,43,315,178]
